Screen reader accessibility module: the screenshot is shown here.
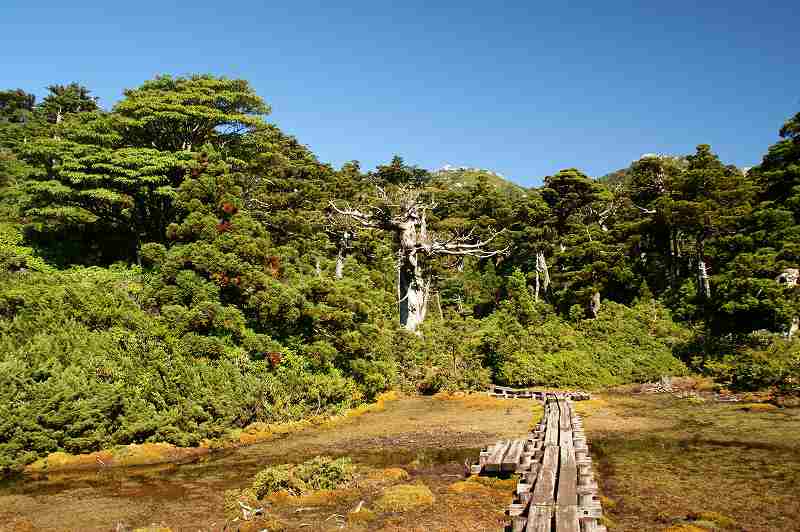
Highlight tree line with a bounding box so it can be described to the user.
[0,75,797,473]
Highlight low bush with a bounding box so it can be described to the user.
[0,268,360,474]
[251,456,354,498]
[294,455,355,491]
[704,337,800,393]
[0,222,51,273]
[252,464,296,497]
[483,300,689,388]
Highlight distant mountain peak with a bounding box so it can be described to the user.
[431,165,524,195]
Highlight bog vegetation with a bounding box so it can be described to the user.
[0,76,797,474]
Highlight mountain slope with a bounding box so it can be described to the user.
[431,166,526,195]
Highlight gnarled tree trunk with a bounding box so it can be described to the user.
[588,290,601,318]
[534,251,550,302]
[330,186,507,332]
[397,220,431,330]
[335,248,345,279]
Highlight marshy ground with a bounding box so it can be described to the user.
[580,394,800,532]
[0,392,798,531]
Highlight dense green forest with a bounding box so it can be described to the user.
[0,75,797,474]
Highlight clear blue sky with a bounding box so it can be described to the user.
[2,0,798,186]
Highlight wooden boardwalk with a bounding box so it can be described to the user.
[472,393,606,532]
[488,385,591,402]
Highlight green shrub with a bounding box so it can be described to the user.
[294,456,354,490]
[0,222,51,273]
[414,316,492,394]
[0,268,362,474]
[251,456,354,498]
[252,464,296,497]
[705,338,799,393]
[485,300,689,388]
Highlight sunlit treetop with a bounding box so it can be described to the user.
[113,74,270,152]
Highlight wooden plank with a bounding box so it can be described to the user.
[555,505,580,532]
[510,514,528,532]
[544,402,560,447]
[525,504,553,532]
[558,399,572,430]
[524,462,540,483]
[581,518,607,532]
[531,446,558,504]
[479,444,493,467]
[485,440,511,472]
[502,439,525,472]
[557,435,578,507]
[518,451,535,472]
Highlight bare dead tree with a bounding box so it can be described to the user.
[777,268,799,338]
[698,259,711,299]
[324,211,357,279]
[534,251,550,302]
[329,186,508,332]
[589,290,602,319]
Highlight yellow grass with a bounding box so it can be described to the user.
[447,480,494,496]
[374,483,435,512]
[368,467,410,481]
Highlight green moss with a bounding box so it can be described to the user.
[374,483,435,512]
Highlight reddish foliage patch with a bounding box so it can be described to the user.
[267,256,281,277]
[267,351,282,368]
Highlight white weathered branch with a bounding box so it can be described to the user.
[633,204,656,215]
[327,200,380,228]
[423,228,508,257]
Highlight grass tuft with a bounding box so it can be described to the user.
[368,467,410,481]
[374,483,435,512]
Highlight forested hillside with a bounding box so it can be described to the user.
[0,75,797,474]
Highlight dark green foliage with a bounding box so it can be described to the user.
[705,337,800,394]
[114,74,268,152]
[0,89,36,123]
[21,75,269,264]
[294,455,355,490]
[252,463,295,497]
[0,268,358,473]
[37,83,98,124]
[0,223,51,273]
[371,155,430,186]
[414,316,492,393]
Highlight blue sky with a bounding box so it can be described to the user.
[2,0,798,186]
